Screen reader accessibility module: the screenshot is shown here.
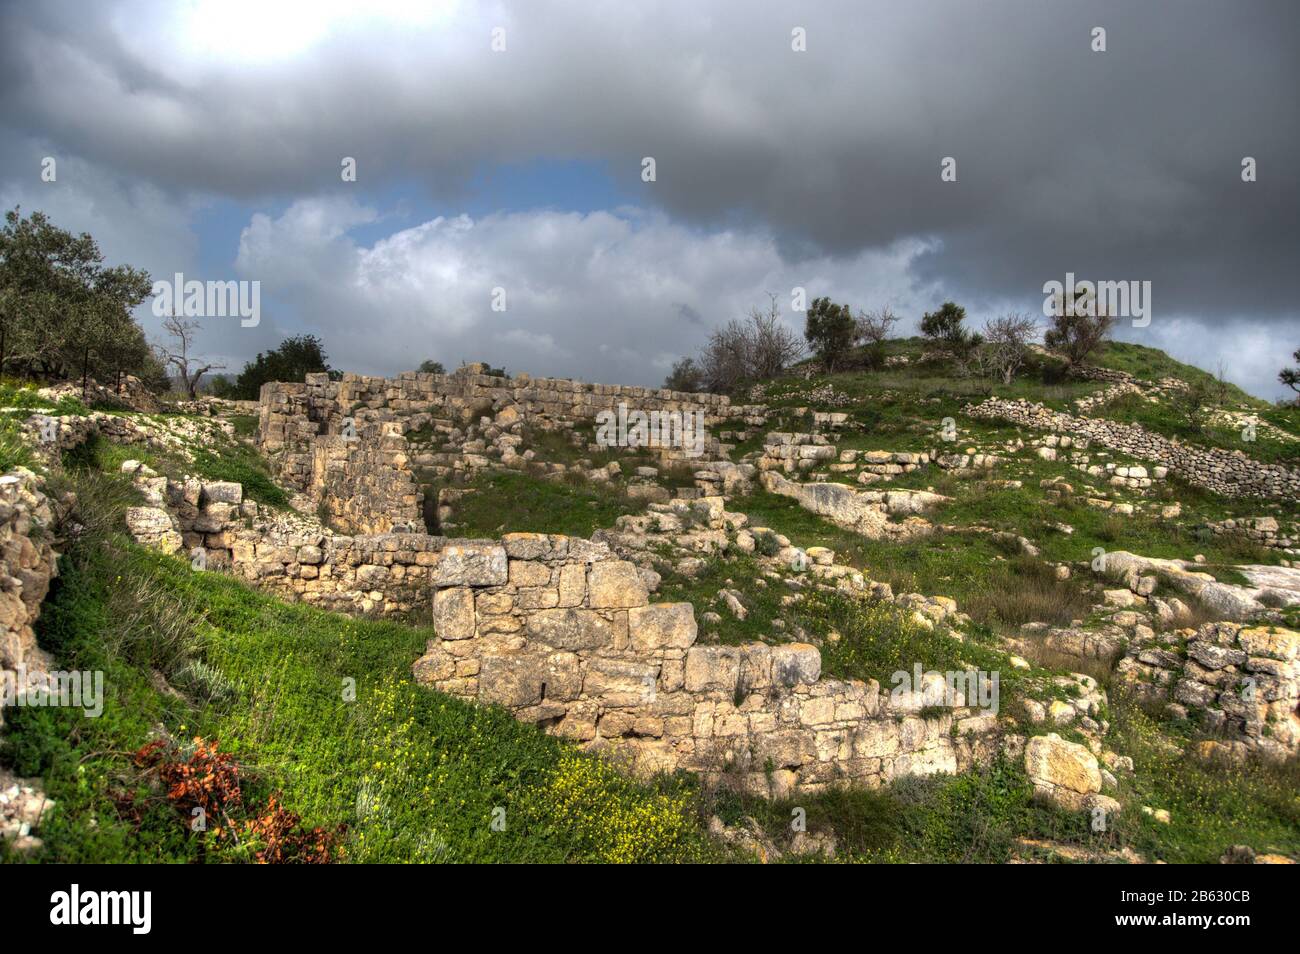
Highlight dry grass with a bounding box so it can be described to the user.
[960,554,1095,630]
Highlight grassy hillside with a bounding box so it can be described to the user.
[2,467,709,864]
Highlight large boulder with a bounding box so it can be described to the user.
[1024,733,1102,811]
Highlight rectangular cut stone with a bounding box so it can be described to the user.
[526,608,612,650]
[771,643,822,686]
[432,543,508,586]
[629,603,697,651]
[587,561,648,608]
[432,586,475,640]
[684,646,740,693]
[582,658,658,706]
[508,560,552,587]
[799,696,837,726]
[478,655,545,708]
[557,564,586,607]
[502,532,553,560]
[201,481,243,504]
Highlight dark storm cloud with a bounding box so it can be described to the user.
[1,0,1296,393]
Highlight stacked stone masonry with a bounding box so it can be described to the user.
[0,471,59,730]
[1117,621,1300,763]
[120,466,1000,797]
[412,536,999,796]
[257,365,767,530]
[966,397,1300,499]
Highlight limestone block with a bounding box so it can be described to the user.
[582,657,658,706]
[1024,733,1101,811]
[479,654,545,707]
[771,643,822,686]
[431,543,508,586]
[432,586,475,640]
[629,603,697,651]
[587,560,649,608]
[684,646,740,693]
[526,607,613,650]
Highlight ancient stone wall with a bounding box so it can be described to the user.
[119,464,1000,796]
[412,535,999,796]
[308,428,423,534]
[256,365,766,535]
[0,470,59,730]
[259,366,764,462]
[1116,620,1300,762]
[1209,516,1298,552]
[757,432,1000,486]
[965,397,1300,499]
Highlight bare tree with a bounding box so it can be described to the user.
[747,293,804,380]
[696,295,803,393]
[982,312,1038,385]
[856,305,901,369]
[153,315,224,399]
[698,318,751,393]
[856,305,901,346]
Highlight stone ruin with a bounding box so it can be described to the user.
[411,534,1001,796]
[966,396,1300,500]
[115,454,1002,795]
[255,364,767,533]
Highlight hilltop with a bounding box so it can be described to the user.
[1,337,1298,864]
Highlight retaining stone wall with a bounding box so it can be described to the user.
[0,471,59,730]
[413,535,1000,795]
[966,397,1300,499]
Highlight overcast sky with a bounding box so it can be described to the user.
[2,0,1297,398]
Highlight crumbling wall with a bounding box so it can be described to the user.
[0,470,60,729]
[966,397,1300,499]
[413,535,1000,796]
[119,474,1001,796]
[257,365,764,536]
[1117,621,1300,762]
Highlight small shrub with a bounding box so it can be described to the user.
[752,529,781,557]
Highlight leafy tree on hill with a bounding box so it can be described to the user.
[663,356,703,392]
[418,359,446,374]
[920,301,970,347]
[1043,289,1115,368]
[220,334,335,400]
[804,296,856,372]
[920,301,981,372]
[0,207,154,391]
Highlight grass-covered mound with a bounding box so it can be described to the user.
[0,469,709,863]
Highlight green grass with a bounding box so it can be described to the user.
[732,489,1095,631]
[711,755,1096,862]
[1103,693,1300,863]
[707,690,1300,864]
[63,430,291,509]
[229,414,259,438]
[1096,391,1299,466]
[190,445,289,508]
[439,469,645,538]
[1,470,711,863]
[0,417,35,472]
[1095,341,1257,403]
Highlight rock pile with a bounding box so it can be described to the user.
[1117,621,1300,761]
